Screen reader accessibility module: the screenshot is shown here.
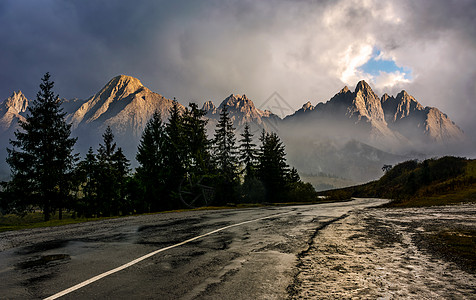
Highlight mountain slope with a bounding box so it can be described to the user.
[284,80,465,152]
[68,75,179,137]
[0,76,466,185]
[203,94,281,133]
[0,91,30,179]
[0,91,28,135]
[65,75,184,161]
[382,90,465,142]
[284,81,407,151]
[283,136,407,185]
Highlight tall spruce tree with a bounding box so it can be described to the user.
[7,73,77,221]
[112,147,131,214]
[96,127,117,216]
[213,104,239,202]
[76,147,98,217]
[239,123,257,177]
[96,126,130,216]
[257,132,289,202]
[239,124,264,203]
[182,103,212,175]
[164,100,186,209]
[136,111,167,211]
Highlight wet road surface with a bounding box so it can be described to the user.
[0,199,385,299]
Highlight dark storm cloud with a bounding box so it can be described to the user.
[0,0,475,142]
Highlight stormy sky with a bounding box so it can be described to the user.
[1,0,475,136]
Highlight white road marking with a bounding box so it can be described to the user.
[43,210,294,300]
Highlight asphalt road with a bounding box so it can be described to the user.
[0,198,388,299]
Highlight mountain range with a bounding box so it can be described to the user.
[0,75,466,188]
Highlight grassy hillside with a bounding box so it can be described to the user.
[322,156,476,207]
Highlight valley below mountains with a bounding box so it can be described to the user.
[0,75,468,188]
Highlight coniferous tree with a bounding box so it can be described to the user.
[7,73,77,221]
[75,147,99,217]
[238,123,264,203]
[257,132,289,202]
[287,167,301,184]
[239,123,257,177]
[136,111,168,211]
[182,103,212,175]
[112,147,131,214]
[95,126,129,216]
[164,100,186,209]
[213,104,239,202]
[96,127,116,216]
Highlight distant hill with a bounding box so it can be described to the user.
[323,156,476,207]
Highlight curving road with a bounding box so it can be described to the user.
[0,198,387,299]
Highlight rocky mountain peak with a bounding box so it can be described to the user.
[423,107,465,142]
[381,93,391,103]
[395,90,417,104]
[379,89,465,143]
[302,101,314,112]
[383,90,424,122]
[355,80,373,94]
[68,74,178,135]
[350,80,385,123]
[339,86,351,94]
[101,75,145,99]
[220,94,254,109]
[4,90,28,113]
[202,100,216,111]
[208,93,278,129]
[0,90,29,134]
[202,100,217,115]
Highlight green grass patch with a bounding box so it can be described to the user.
[389,184,476,207]
[322,157,476,208]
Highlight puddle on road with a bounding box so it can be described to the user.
[137,217,202,232]
[16,254,70,269]
[16,240,69,255]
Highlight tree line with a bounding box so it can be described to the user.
[0,73,316,221]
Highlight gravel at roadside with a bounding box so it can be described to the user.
[289,203,476,299]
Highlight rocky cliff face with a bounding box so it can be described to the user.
[62,75,184,160]
[284,80,465,151]
[285,80,407,149]
[203,94,281,132]
[381,90,464,142]
[347,80,386,123]
[423,107,465,142]
[381,91,423,122]
[202,101,217,114]
[291,101,314,117]
[0,91,30,179]
[0,91,28,134]
[68,75,179,137]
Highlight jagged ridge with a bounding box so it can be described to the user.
[285,80,465,148]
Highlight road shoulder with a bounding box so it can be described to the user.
[288,203,476,299]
